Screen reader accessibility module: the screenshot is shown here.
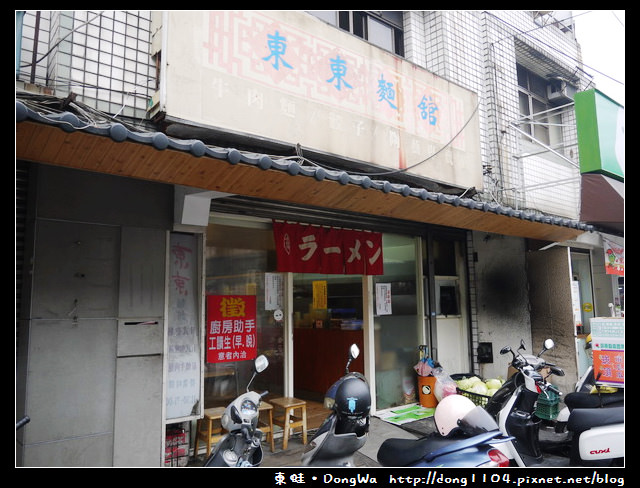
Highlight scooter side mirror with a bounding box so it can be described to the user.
[543,339,555,351]
[349,344,360,360]
[500,346,512,355]
[254,355,269,374]
[549,365,565,377]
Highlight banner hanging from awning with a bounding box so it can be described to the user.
[273,221,383,275]
[603,237,624,276]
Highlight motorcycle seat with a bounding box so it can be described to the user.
[567,407,624,434]
[377,430,502,466]
[563,391,624,410]
[378,434,460,466]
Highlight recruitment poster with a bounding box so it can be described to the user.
[206,295,257,363]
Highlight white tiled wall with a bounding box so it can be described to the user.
[403,10,586,219]
[18,11,155,121]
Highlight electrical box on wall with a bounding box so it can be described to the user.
[477,342,493,363]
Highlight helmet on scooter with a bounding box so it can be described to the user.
[334,375,371,419]
[433,394,476,436]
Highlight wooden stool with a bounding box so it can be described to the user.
[193,406,226,458]
[258,401,275,452]
[271,397,307,451]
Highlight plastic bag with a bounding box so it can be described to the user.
[433,367,458,401]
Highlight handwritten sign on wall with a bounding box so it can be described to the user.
[166,233,201,419]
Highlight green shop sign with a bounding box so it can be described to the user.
[574,89,624,181]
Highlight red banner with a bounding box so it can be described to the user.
[206,295,257,363]
[273,222,383,275]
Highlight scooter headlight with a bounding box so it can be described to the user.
[240,399,258,415]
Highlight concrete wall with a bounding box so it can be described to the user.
[16,164,173,467]
[472,232,531,381]
[526,246,577,395]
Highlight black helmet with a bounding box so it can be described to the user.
[334,375,371,418]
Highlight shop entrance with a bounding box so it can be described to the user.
[292,273,365,403]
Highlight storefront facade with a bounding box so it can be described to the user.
[17,11,603,467]
[200,200,473,412]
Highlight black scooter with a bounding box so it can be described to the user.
[301,344,371,466]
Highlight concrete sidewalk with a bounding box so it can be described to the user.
[190,414,573,467]
[258,416,424,467]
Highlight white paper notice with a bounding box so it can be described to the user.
[376,283,392,315]
[265,273,284,310]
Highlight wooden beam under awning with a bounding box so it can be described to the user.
[16,120,585,242]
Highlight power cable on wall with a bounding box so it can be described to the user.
[282,101,481,178]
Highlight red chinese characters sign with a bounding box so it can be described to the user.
[206,295,257,363]
[273,222,383,275]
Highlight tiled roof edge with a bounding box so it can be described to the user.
[15,100,593,233]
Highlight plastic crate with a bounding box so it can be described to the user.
[456,387,491,407]
[535,389,560,420]
[451,374,491,407]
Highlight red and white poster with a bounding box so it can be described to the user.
[591,317,624,387]
[603,238,624,276]
[273,221,383,275]
[206,295,257,363]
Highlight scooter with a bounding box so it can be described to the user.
[490,339,624,467]
[203,354,269,467]
[377,394,514,467]
[301,344,371,467]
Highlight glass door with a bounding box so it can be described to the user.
[373,234,422,409]
[292,273,365,402]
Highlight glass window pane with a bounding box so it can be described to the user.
[367,16,394,52]
[532,99,550,144]
[529,72,548,98]
[519,92,532,135]
[308,11,338,26]
[517,64,528,88]
[204,219,283,406]
[374,234,420,409]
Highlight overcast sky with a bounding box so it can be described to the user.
[573,10,625,106]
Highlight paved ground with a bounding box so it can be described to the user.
[189,415,580,468]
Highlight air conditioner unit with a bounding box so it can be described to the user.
[547,79,578,104]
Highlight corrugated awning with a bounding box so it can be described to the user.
[16,98,592,242]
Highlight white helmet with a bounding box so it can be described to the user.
[434,394,476,436]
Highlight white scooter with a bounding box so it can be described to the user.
[203,355,269,467]
[488,339,624,467]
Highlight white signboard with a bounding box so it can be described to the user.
[166,233,201,419]
[161,11,482,190]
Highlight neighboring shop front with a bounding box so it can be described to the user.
[201,200,471,412]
